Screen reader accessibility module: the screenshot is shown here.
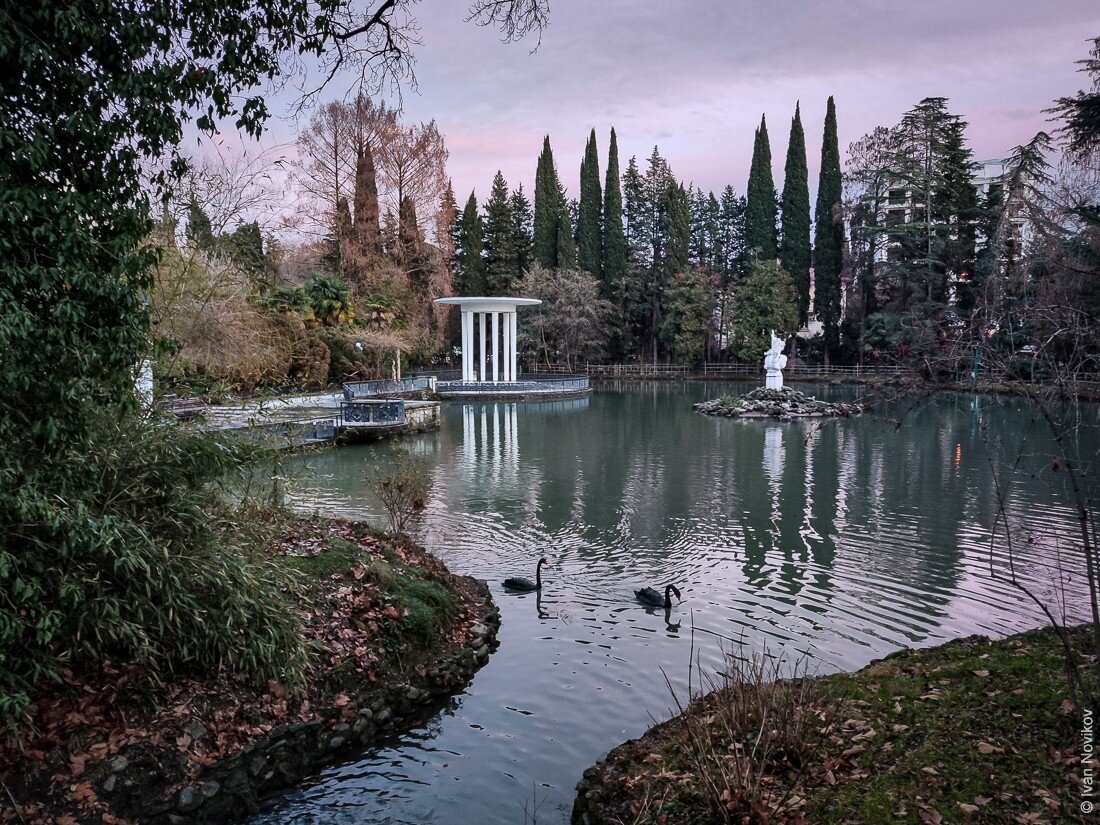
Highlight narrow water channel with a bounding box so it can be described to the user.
[254,380,1093,824]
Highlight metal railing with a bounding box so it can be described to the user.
[436,375,589,393]
[340,399,407,426]
[343,376,430,401]
[584,363,695,376]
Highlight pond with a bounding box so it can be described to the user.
[254,380,1093,824]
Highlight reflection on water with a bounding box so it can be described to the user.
[255,382,1093,825]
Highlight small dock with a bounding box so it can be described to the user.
[182,391,441,448]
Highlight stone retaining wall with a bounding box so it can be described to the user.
[120,585,500,823]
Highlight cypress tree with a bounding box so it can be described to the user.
[780,103,812,326]
[352,140,382,263]
[577,128,602,275]
[510,183,533,279]
[532,136,557,268]
[440,180,460,273]
[456,191,486,296]
[814,96,844,356]
[601,128,627,333]
[745,114,778,264]
[483,170,518,295]
[555,201,577,270]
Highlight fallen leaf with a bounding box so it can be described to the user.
[972,669,989,677]
[958,803,979,814]
[977,741,1005,754]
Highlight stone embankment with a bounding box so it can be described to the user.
[694,386,864,420]
[134,598,499,823]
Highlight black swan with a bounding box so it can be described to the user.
[635,583,681,608]
[504,557,547,592]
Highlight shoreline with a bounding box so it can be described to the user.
[0,519,500,824]
[572,624,1092,824]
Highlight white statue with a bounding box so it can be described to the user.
[763,331,787,390]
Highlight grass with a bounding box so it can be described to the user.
[584,625,1090,824]
[277,532,457,645]
[280,535,363,579]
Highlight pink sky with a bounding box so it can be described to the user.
[213,0,1100,229]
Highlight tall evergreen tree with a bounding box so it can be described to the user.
[745,114,778,264]
[814,96,844,356]
[601,128,627,301]
[621,155,648,354]
[455,191,486,296]
[532,136,558,269]
[510,183,533,279]
[577,128,602,275]
[780,103,812,325]
[663,182,691,278]
[352,140,382,264]
[440,181,460,274]
[483,170,518,295]
[556,202,577,270]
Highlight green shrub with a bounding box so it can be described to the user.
[0,407,307,728]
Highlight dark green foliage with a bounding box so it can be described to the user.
[601,129,628,355]
[223,221,265,276]
[483,171,518,295]
[661,267,712,362]
[780,103,812,325]
[0,0,374,725]
[556,203,578,270]
[186,197,216,250]
[533,136,559,268]
[305,272,354,325]
[455,191,487,295]
[729,255,799,363]
[602,129,627,293]
[745,115,778,263]
[1,409,307,724]
[814,96,844,355]
[510,183,534,277]
[441,181,461,274]
[1050,37,1100,159]
[578,129,602,275]
[663,183,691,278]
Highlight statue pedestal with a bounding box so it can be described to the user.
[765,370,783,390]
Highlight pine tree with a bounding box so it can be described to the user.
[439,180,460,273]
[621,155,648,355]
[483,170,518,295]
[663,182,691,278]
[745,114,778,263]
[814,96,844,356]
[780,103,812,325]
[456,191,486,296]
[533,136,558,269]
[577,128,602,275]
[353,140,382,263]
[601,128,627,305]
[510,183,533,279]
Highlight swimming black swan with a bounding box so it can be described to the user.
[504,557,547,592]
[635,584,681,608]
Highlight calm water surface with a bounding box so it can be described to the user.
[255,380,1093,824]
